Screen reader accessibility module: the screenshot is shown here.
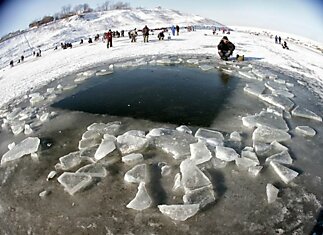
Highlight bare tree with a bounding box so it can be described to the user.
[61,5,72,15]
[101,1,110,11]
[110,1,130,10]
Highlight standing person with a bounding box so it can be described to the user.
[130,28,137,42]
[275,35,278,43]
[121,30,124,37]
[171,25,176,36]
[278,36,281,44]
[10,60,14,67]
[142,25,149,43]
[217,36,235,61]
[176,25,180,36]
[105,29,113,48]
[38,48,42,57]
[21,55,24,62]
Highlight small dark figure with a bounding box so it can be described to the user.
[36,52,40,57]
[121,30,124,37]
[38,49,41,57]
[116,31,120,38]
[278,36,281,44]
[17,59,21,64]
[142,25,149,43]
[213,27,216,35]
[94,34,100,41]
[158,31,165,40]
[176,25,180,36]
[54,46,58,50]
[33,51,36,56]
[21,55,24,62]
[275,35,278,44]
[88,38,93,43]
[128,31,131,39]
[61,42,65,49]
[282,41,289,50]
[217,36,235,61]
[130,28,137,42]
[171,25,176,36]
[104,29,113,48]
[80,39,84,44]
[10,60,14,67]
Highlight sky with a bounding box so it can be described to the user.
[0,0,322,42]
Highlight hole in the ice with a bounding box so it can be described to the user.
[52,66,238,126]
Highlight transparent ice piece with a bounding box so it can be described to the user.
[76,163,107,178]
[124,164,148,184]
[189,141,212,165]
[56,151,82,171]
[195,128,224,147]
[291,106,322,122]
[270,161,299,184]
[248,166,263,177]
[215,146,239,162]
[122,153,144,165]
[57,172,92,195]
[230,131,242,142]
[266,183,279,204]
[158,204,199,221]
[126,182,152,211]
[172,173,182,191]
[242,111,289,131]
[252,126,291,144]
[241,149,259,165]
[235,157,258,170]
[183,185,215,209]
[259,94,294,111]
[243,83,265,97]
[117,130,148,155]
[295,126,316,137]
[265,150,293,165]
[176,125,193,135]
[94,139,116,161]
[1,137,40,165]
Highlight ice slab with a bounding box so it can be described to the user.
[56,151,82,171]
[272,90,295,98]
[39,113,49,122]
[127,182,152,211]
[266,183,279,204]
[230,131,242,142]
[235,157,258,170]
[291,106,322,122]
[183,185,215,209]
[11,123,24,135]
[158,204,199,221]
[87,122,121,136]
[146,128,174,138]
[295,126,316,137]
[78,138,101,150]
[267,106,284,117]
[180,159,212,192]
[153,130,197,160]
[265,150,293,165]
[242,111,289,131]
[259,94,294,111]
[117,130,148,155]
[189,141,212,165]
[57,172,92,195]
[24,124,33,135]
[76,164,107,178]
[176,125,193,135]
[199,65,214,71]
[30,94,44,106]
[270,161,299,184]
[94,139,116,161]
[82,130,102,140]
[243,83,265,97]
[96,69,113,76]
[186,59,199,64]
[209,157,228,169]
[215,146,239,162]
[122,153,144,165]
[252,126,291,144]
[248,165,263,177]
[195,128,224,147]
[1,137,40,165]
[124,164,148,184]
[47,171,57,181]
[241,149,259,165]
[173,173,182,191]
[265,81,288,92]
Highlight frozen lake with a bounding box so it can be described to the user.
[0,56,322,234]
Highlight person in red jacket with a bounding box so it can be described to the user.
[104,29,113,48]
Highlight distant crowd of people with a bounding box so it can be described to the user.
[275,35,289,50]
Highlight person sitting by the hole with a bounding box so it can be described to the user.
[158,31,165,40]
[88,37,93,43]
[282,41,289,50]
[217,36,235,61]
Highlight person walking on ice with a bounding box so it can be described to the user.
[217,36,235,61]
[104,29,113,48]
[142,25,149,43]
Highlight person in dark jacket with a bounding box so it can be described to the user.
[176,25,180,36]
[142,25,149,43]
[158,31,165,40]
[217,36,235,60]
[105,29,113,48]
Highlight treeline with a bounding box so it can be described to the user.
[29,1,131,28]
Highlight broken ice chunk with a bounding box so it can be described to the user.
[47,171,57,181]
[230,131,242,142]
[76,164,107,178]
[242,111,289,131]
[126,182,152,211]
[172,173,182,191]
[78,138,101,150]
[57,172,92,195]
[235,157,258,170]
[199,65,214,71]
[1,137,40,165]
[94,139,116,161]
[124,164,148,184]
[259,94,294,111]
[117,130,148,155]
[158,204,199,221]
[252,126,291,144]
[56,151,82,171]
[189,141,212,165]
[183,185,215,209]
[39,113,49,122]
[82,130,102,140]
[96,69,113,76]
[265,81,288,92]
[295,126,316,137]
[241,149,259,165]
[265,150,293,165]
[176,125,193,135]
[195,128,224,147]
[243,83,265,97]
[266,184,279,204]
[215,146,239,162]
[180,159,212,192]
[248,166,263,177]
[210,157,227,169]
[270,161,299,184]
[8,142,15,150]
[122,153,144,165]
[11,123,24,135]
[87,122,121,136]
[272,90,294,98]
[291,106,322,122]
[24,124,33,135]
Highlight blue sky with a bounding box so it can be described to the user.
[0,0,322,42]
